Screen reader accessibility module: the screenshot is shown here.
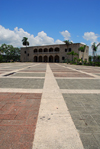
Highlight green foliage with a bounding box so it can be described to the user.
[92,42,97,52]
[0,55,3,62]
[92,42,100,59]
[63,40,73,46]
[0,43,20,62]
[67,51,78,56]
[78,45,86,64]
[89,56,92,62]
[83,60,87,65]
[77,59,82,65]
[67,51,78,62]
[22,37,29,46]
[97,55,100,60]
[78,45,86,52]
[94,62,100,66]
[73,57,77,63]
[89,61,93,66]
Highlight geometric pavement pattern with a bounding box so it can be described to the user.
[0,62,100,149]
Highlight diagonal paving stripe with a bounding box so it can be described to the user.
[56,77,98,79]
[56,63,100,78]
[32,63,84,149]
[0,63,41,77]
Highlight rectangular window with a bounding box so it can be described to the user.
[69,48,71,52]
[24,51,26,54]
[27,54,29,56]
[65,49,67,52]
[62,57,65,60]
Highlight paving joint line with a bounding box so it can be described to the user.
[61,89,100,94]
[0,63,41,77]
[32,63,84,149]
[1,76,45,78]
[0,88,43,93]
[56,63,100,78]
[55,77,98,79]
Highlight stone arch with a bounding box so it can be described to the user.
[55,47,60,52]
[34,56,37,62]
[39,48,42,52]
[55,55,59,63]
[49,55,53,62]
[49,48,53,52]
[44,48,48,52]
[44,56,48,62]
[39,56,42,62]
[34,49,37,53]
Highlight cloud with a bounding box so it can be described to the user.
[89,46,100,56]
[55,39,64,44]
[0,25,63,47]
[83,32,100,55]
[60,30,71,40]
[90,42,100,55]
[83,32,99,42]
[81,42,86,45]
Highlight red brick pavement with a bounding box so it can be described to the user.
[51,69,75,72]
[0,93,42,149]
[53,72,93,77]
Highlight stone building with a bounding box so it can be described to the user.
[20,43,89,62]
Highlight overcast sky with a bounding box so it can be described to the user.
[0,0,100,55]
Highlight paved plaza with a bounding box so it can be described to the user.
[0,63,100,149]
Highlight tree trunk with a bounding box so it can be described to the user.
[72,55,73,62]
[82,52,84,64]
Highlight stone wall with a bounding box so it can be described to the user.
[20,43,89,62]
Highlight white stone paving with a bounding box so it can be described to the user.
[56,77,98,79]
[2,76,45,78]
[32,64,84,149]
[61,89,100,94]
[0,88,43,93]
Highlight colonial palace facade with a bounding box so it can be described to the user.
[20,43,89,63]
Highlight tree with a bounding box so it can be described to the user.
[91,42,100,60]
[22,37,29,47]
[67,51,78,62]
[78,45,86,64]
[0,43,7,54]
[0,44,20,62]
[63,40,73,46]
[73,57,77,63]
[0,43,8,62]
[64,40,73,63]
[22,37,29,62]
[89,56,92,62]
[97,55,100,61]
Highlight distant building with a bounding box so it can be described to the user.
[20,43,89,62]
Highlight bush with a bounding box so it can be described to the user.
[0,55,3,62]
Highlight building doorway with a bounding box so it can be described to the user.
[34,56,37,62]
[39,56,42,62]
[49,55,53,62]
[55,55,59,62]
[44,56,48,62]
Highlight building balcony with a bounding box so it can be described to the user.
[34,51,59,54]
